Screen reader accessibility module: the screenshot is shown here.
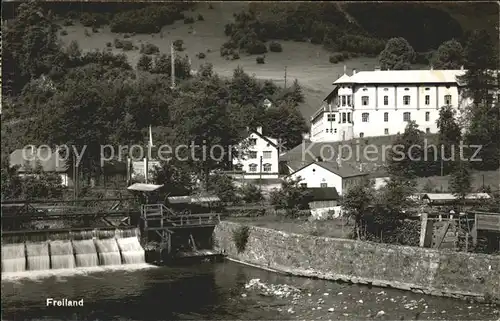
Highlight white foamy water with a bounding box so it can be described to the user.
[2,263,155,281]
[116,237,146,264]
[2,243,27,273]
[94,239,122,265]
[50,240,76,270]
[26,242,50,271]
[73,240,99,267]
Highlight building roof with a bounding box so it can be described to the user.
[10,148,68,173]
[289,161,367,179]
[127,183,163,192]
[333,70,466,85]
[248,129,279,149]
[422,193,491,201]
[307,187,340,202]
[167,194,220,204]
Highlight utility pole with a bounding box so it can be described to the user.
[171,42,175,89]
[440,157,444,177]
[284,66,287,88]
[259,156,263,191]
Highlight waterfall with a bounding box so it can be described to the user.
[73,239,99,267]
[116,237,145,264]
[2,243,26,272]
[94,238,123,266]
[26,242,50,271]
[50,240,76,269]
[1,228,146,273]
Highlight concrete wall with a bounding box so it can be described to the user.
[214,221,500,302]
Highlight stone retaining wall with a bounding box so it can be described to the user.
[214,221,500,302]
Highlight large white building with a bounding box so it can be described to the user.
[310,68,472,142]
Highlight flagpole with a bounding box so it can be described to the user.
[171,43,175,89]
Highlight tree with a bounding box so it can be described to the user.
[208,173,238,203]
[137,54,153,72]
[269,177,311,216]
[3,1,65,95]
[379,37,416,70]
[464,103,500,170]
[342,178,375,239]
[387,121,426,178]
[263,100,308,149]
[431,39,465,69]
[151,160,194,197]
[458,29,498,107]
[239,183,263,203]
[437,105,462,174]
[449,161,472,208]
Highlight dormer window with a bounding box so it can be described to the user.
[249,138,257,146]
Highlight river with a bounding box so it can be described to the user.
[2,261,499,320]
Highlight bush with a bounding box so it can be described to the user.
[173,39,184,51]
[114,38,124,49]
[239,184,263,203]
[184,17,195,24]
[232,53,240,60]
[123,34,131,39]
[63,19,73,26]
[60,30,68,36]
[80,12,95,27]
[246,40,267,55]
[84,29,91,37]
[121,40,134,51]
[92,27,99,33]
[197,52,206,59]
[140,43,160,55]
[110,5,185,34]
[197,14,204,21]
[269,41,283,52]
[256,56,265,64]
[232,225,250,253]
[329,53,345,64]
[106,42,112,48]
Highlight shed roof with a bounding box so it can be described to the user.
[167,195,221,204]
[307,187,340,201]
[127,183,163,192]
[288,161,367,179]
[422,193,491,201]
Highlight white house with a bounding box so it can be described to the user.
[286,161,368,196]
[310,68,474,142]
[232,126,280,179]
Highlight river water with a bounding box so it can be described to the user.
[2,261,499,320]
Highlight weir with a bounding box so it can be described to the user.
[1,228,145,273]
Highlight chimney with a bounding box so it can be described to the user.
[374,66,381,71]
[256,126,263,134]
[343,65,347,74]
[430,65,433,70]
[460,65,464,70]
[352,69,357,75]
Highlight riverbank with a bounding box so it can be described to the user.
[214,221,500,303]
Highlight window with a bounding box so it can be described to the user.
[425,88,430,91]
[300,183,307,188]
[425,95,430,105]
[249,138,257,146]
[263,163,272,172]
[403,95,411,105]
[362,112,369,122]
[342,96,346,106]
[383,95,388,105]
[426,128,430,134]
[320,183,328,188]
[263,151,272,159]
[384,128,389,135]
[334,129,337,133]
[342,113,346,123]
[249,151,257,159]
[327,113,336,122]
[359,132,364,138]
[347,95,352,106]
[347,112,351,123]
[425,112,430,122]
[326,129,329,133]
[249,164,257,172]
[361,96,369,106]
[234,164,243,171]
[444,94,452,105]
[403,112,411,122]
[384,112,389,122]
